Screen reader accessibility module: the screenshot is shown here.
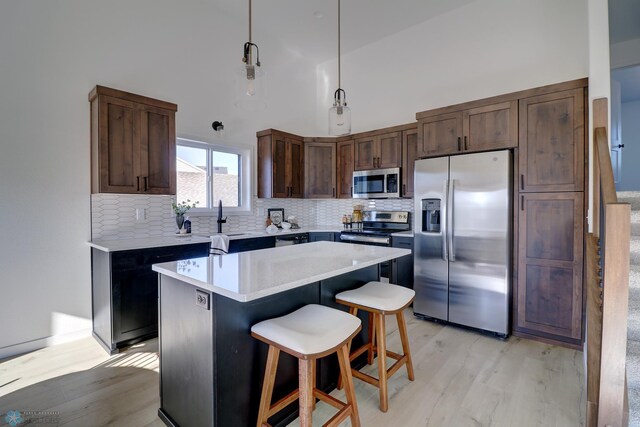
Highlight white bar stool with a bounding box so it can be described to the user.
[251,304,362,427]
[335,281,415,412]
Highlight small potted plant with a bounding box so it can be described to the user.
[172,199,198,232]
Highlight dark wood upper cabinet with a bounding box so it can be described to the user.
[337,140,354,199]
[304,141,336,198]
[401,128,418,198]
[90,86,177,195]
[417,101,516,158]
[417,112,463,157]
[463,101,517,152]
[516,192,584,344]
[257,129,304,198]
[354,132,401,171]
[518,89,585,192]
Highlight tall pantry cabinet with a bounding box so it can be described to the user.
[515,87,586,348]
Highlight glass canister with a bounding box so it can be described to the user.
[352,205,364,229]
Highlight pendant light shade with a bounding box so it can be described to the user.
[329,89,351,135]
[329,0,351,135]
[241,0,262,97]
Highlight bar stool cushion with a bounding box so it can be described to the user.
[251,304,361,356]
[336,282,415,312]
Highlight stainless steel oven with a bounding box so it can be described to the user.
[339,210,410,279]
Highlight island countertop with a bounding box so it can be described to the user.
[151,241,411,302]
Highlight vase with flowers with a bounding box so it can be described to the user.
[172,199,198,233]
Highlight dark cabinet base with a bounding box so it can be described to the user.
[91,243,210,354]
[158,265,379,427]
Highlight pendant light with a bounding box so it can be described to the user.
[328,0,351,135]
[241,0,262,96]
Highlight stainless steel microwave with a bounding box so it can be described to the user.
[352,167,400,198]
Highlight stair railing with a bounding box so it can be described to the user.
[586,98,631,427]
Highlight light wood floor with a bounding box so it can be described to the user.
[0,312,585,427]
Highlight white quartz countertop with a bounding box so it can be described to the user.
[152,241,411,302]
[88,235,212,252]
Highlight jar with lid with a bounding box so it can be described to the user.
[352,205,363,229]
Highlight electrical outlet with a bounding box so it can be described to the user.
[135,208,146,222]
[196,290,210,310]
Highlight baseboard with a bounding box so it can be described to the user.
[0,328,92,361]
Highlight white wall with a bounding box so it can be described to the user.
[611,37,640,69]
[619,101,640,190]
[0,0,597,357]
[315,0,589,134]
[0,0,317,357]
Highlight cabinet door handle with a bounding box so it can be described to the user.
[332,187,335,197]
[350,186,353,196]
[520,174,524,190]
[143,176,148,192]
[521,195,524,211]
[403,184,406,195]
[464,136,468,150]
[457,137,461,151]
[136,176,140,191]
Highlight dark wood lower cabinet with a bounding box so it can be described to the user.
[391,236,413,289]
[515,192,584,346]
[91,243,210,354]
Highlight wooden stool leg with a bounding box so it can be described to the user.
[396,311,415,381]
[337,343,361,427]
[298,358,314,427]
[256,346,280,427]
[375,313,389,412]
[368,312,376,365]
[337,307,358,391]
[312,360,317,410]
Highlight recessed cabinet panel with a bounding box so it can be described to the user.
[463,101,517,151]
[337,140,354,198]
[525,197,575,262]
[274,136,288,197]
[402,129,418,197]
[305,142,336,198]
[104,97,137,191]
[377,132,402,169]
[418,112,462,157]
[519,89,584,192]
[288,139,304,198]
[354,137,376,170]
[141,106,175,194]
[517,192,584,342]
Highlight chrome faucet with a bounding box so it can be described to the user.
[216,200,227,233]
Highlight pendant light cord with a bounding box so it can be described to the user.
[249,0,252,43]
[337,0,341,90]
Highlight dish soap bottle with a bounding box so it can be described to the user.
[184,217,192,234]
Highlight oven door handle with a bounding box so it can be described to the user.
[339,234,390,245]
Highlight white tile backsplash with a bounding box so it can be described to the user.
[91,194,414,240]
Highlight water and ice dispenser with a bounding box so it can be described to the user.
[421,199,441,233]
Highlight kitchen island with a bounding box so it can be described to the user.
[152,241,410,427]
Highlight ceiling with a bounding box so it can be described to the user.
[214,0,478,63]
[608,0,640,44]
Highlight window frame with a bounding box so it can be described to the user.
[176,137,252,216]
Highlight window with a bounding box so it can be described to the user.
[176,138,251,214]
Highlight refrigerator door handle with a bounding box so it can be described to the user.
[441,179,449,261]
[447,179,455,262]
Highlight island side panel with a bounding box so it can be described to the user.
[214,283,320,427]
[91,248,114,353]
[318,264,380,391]
[159,275,214,427]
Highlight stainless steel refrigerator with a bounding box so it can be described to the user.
[413,150,511,336]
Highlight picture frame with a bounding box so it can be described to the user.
[268,208,285,227]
